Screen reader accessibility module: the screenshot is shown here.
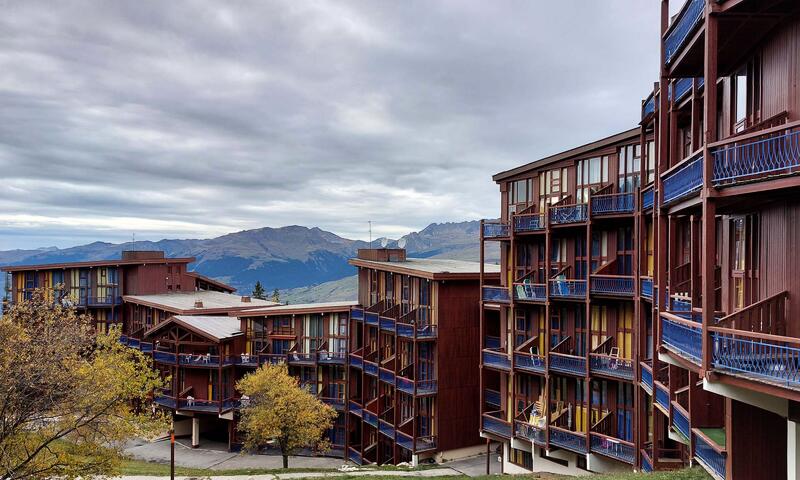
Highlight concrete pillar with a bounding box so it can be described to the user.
[192,417,200,448]
[789,420,800,480]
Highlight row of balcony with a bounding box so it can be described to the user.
[350,354,438,395]
[153,391,239,414]
[352,307,438,340]
[483,347,633,381]
[483,276,636,304]
[348,400,436,453]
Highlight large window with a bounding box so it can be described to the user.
[577,156,608,203]
[644,140,656,185]
[731,215,759,311]
[618,145,641,193]
[508,178,533,215]
[539,167,569,211]
[732,57,761,134]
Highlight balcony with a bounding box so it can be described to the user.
[641,277,653,300]
[177,398,220,413]
[288,352,316,365]
[514,352,546,375]
[482,220,510,240]
[549,426,586,454]
[482,349,511,372]
[321,396,345,411]
[379,368,395,386]
[640,361,653,394]
[363,361,379,377]
[318,351,346,365]
[179,353,222,367]
[153,350,177,364]
[349,355,363,370]
[515,420,546,447]
[671,402,690,441]
[711,122,800,187]
[590,433,635,465]
[154,392,177,409]
[513,213,545,233]
[348,447,363,465]
[379,316,395,332]
[590,354,634,381]
[661,313,702,365]
[362,410,378,427]
[549,353,586,377]
[642,187,654,211]
[365,312,379,326]
[482,285,510,304]
[664,0,705,66]
[591,192,634,216]
[693,429,727,480]
[396,431,414,452]
[549,203,587,225]
[87,295,122,307]
[348,400,362,417]
[482,411,512,438]
[379,420,395,440]
[655,382,670,413]
[549,279,586,300]
[484,388,501,408]
[662,151,704,205]
[642,92,656,120]
[396,308,438,339]
[641,447,654,473]
[512,282,546,303]
[590,275,634,297]
[351,307,364,321]
[672,77,694,103]
[711,329,800,390]
[258,353,285,365]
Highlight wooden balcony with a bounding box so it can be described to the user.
[693,428,727,480]
[641,446,654,472]
[396,307,437,339]
[590,275,634,297]
[348,400,362,417]
[515,351,546,375]
[663,0,705,72]
[590,432,635,465]
[482,349,511,372]
[396,376,437,396]
[640,360,654,395]
[549,343,586,377]
[482,410,512,438]
[662,150,704,205]
[512,282,546,303]
[549,279,587,300]
[710,121,800,188]
[549,425,586,454]
[591,192,635,216]
[513,212,546,233]
[549,203,588,225]
[590,353,634,382]
[515,420,546,447]
[482,220,510,240]
[482,285,510,304]
[661,312,702,365]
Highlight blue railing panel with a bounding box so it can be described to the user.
[484,389,501,406]
[349,355,363,370]
[694,432,726,480]
[672,405,690,440]
[515,421,546,446]
[348,447,363,465]
[590,276,634,296]
[663,153,704,204]
[549,280,587,299]
[549,353,586,376]
[396,376,414,395]
[396,432,414,451]
[482,286,511,303]
[591,193,634,215]
[364,361,379,377]
[711,333,800,387]
[712,128,800,186]
[365,312,379,326]
[642,452,653,472]
[514,214,545,233]
[590,434,635,464]
[351,307,364,321]
[363,410,378,427]
[379,317,395,331]
[396,322,414,338]
[482,350,512,371]
[379,368,395,386]
[379,420,395,440]
[153,351,176,363]
[641,365,654,393]
[664,0,705,65]
[549,428,586,454]
[642,189,654,210]
[514,352,546,374]
[641,278,654,299]
[673,78,694,102]
[549,204,587,224]
[482,414,512,438]
[483,222,509,239]
[643,93,656,119]
[672,298,692,312]
[655,384,670,412]
[513,283,546,302]
[661,316,702,364]
[348,401,362,417]
[590,355,634,381]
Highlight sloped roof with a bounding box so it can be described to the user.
[237,300,358,317]
[144,315,243,342]
[348,257,500,280]
[123,290,279,314]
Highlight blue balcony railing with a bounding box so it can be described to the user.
[590,275,634,297]
[154,393,176,409]
[128,338,140,349]
[694,431,726,480]
[549,279,586,299]
[349,355,363,370]
[549,204,587,224]
[514,352,546,374]
[711,331,800,388]
[672,403,690,440]
[348,447,363,465]
[483,350,512,371]
[549,427,586,454]
[348,400,362,417]
[640,362,654,394]
[379,420,395,440]
[549,353,586,376]
[590,354,634,381]
[663,152,703,204]
[153,351,176,364]
[396,322,414,338]
[139,342,153,353]
[379,368,395,386]
[672,298,692,312]
[482,412,512,438]
[351,307,364,321]
[642,188,654,210]
[318,351,346,365]
[515,421,546,446]
[365,312,379,326]
[363,410,378,427]
[179,353,221,366]
[483,221,509,239]
[396,432,414,451]
[664,0,705,65]
[655,382,670,412]
[642,449,654,473]
[590,433,635,464]
[379,316,395,331]
[712,126,800,186]
[641,277,654,299]
[591,192,634,215]
[672,78,694,102]
[662,315,702,364]
[513,283,546,302]
[363,361,379,377]
[288,352,315,364]
[482,285,511,303]
[513,213,545,233]
[642,92,656,119]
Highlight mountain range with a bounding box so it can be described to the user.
[0,221,499,303]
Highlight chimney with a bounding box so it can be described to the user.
[241,295,251,303]
[357,248,406,262]
[194,300,204,308]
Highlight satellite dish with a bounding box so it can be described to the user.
[398,238,407,249]
[380,237,389,248]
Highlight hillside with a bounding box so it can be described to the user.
[1,221,499,299]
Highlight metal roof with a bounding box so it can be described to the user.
[147,315,243,341]
[123,290,279,313]
[349,257,500,280]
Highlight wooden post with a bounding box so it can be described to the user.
[170,427,175,480]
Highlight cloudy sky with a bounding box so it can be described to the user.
[0,1,661,250]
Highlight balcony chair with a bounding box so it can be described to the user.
[529,346,543,367]
[609,347,620,370]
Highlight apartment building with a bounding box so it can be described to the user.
[480,1,800,478]
[345,248,500,466]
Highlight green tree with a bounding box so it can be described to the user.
[271,288,280,303]
[252,281,266,300]
[0,289,168,479]
[237,364,337,468]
